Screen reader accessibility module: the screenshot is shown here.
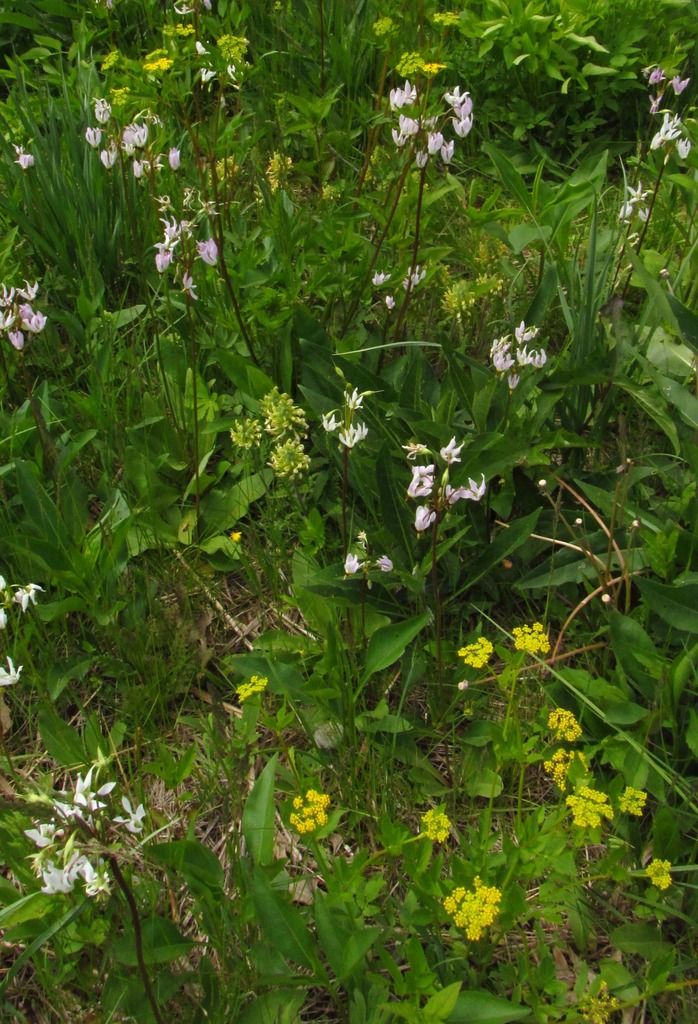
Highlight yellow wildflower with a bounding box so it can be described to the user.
[109,86,131,108]
[396,52,426,78]
[229,416,262,450]
[646,858,672,890]
[290,788,331,835]
[143,49,174,74]
[458,637,493,669]
[433,12,461,27]
[547,708,582,742]
[618,786,647,816]
[101,51,121,72]
[373,17,396,37]
[266,152,293,192]
[422,62,447,76]
[443,877,502,940]
[236,674,268,702]
[217,34,248,64]
[269,438,310,479]
[578,982,621,1024]
[229,530,242,543]
[543,748,587,791]
[420,809,451,843]
[175,24,195,36]
[566,786,613,829]
[260,387,307,438]
[512,621,550,656]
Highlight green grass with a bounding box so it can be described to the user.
[0,1,696,1022]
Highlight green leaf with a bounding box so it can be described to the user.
[242,754,278,867]
[615,380,679,454]
[360,612,432,684]
[38,705,86,767]
[251,868,320,970]
[238,991,306,1024]
[458,510,541,598]
[611,924,672,959]
[685,710,698,758]
[635,576,698,633]
[113,916,194,966]
[447,991,531,1023]
[463,769,503,799]
[149,840,224,894]
[425,982,462,1020]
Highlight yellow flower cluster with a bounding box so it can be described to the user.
[458,637,493,669]
[266,152,293,192]
[433,12,461,27]
[143,49,174,74]
[543,749,587,791]
[175,24,195,36]
[260,387,308,439]
[269,438,310,479]
[101,50,121,71]
[578,982,621,1024]
[217,34,249,64]
[646,858,672,890]
[547,708,582,742]
[443,877,502,940]
[236,674,268,702]
[110,86,131,108]
[229,416,263,450]
[618,786,647,816]
[566,786,613,829]
[420,809,452,843]
[373,16,396,37]
[290,789,331,835]
[512,621,550,656]
[396,52,446,78]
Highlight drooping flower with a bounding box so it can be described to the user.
[415,505,436,532]
[375,555,393,572]
[671,74,690,95]
[113,796,147,834]
[13,146,34,170]
[197,238,218,265]
[13,583,43,611]
[85,127,102,148]
[440,437,462,464]
[93,98,112,124]
[344,553,363,575]
[407,464,435,498]
[168,147,181,170]
[0,657,22,686]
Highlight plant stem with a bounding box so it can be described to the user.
[107,855,165,1024]
[318,0,325,95]
[431,514,443,700]
[394,162,427,340]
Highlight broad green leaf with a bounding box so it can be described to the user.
[38,705,86,767]
[251,868,319,970]
[113,916,194,966]
[464,769,503,799]
[360,612,432,684]
[611,924,672,959]
[242,754,278,867]
[238,991,306,1024]
[615,380,679,454]
[425,982,462,1020]
[457,510,541,598]
[635,576,698,633]
[149,839,224,893]
[447,990,531,1023]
